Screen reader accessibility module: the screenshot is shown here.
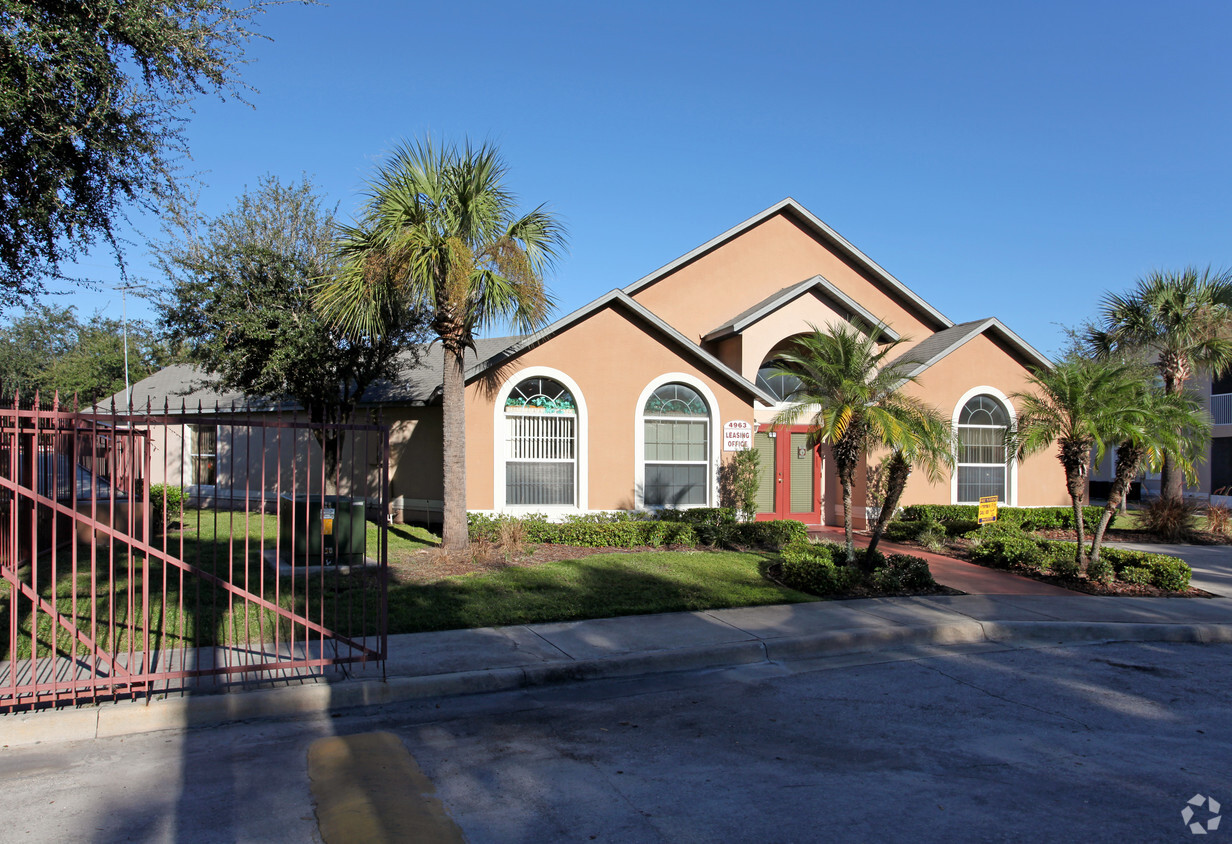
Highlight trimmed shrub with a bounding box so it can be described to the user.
[1119,566,1153,586]
[655,507,738,525]
[779,543,863,595]
[1050,556,1081,579]
[1086,556,1115,584]
[884,518,951,543]
[466,513,697,548]
[873,553,936,591]
[1151,560,1191,591]
[854,546,887,571]
[731,519,809,550]
[148,484,185,526]
[899,504,1102,532]
[883,520,927,542]
[1100,546,1192,590]
[965,528,1045,568]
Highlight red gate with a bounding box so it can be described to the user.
[0,394,390,712]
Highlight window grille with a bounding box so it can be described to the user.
[643,384,709,507]
[189,424,217,486]
[504,377,577,506]
[956,395,1009,503]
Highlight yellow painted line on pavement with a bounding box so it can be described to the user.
[308,731,464,844]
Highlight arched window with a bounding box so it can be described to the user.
[504,376,577,506]
[643,383,710,507]
[756,360,802,404]
[956,394,1011,503]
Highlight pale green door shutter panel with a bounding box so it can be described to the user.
[754,432,776,514]
[790,433,814,513]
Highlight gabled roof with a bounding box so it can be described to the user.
[467,289,778,405]
[106,336,525,412]
[702,275,901,343]
[889,318,1052,381]
[624,198,954,331]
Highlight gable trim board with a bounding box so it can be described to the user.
[702,275,902,343]
[890,317,1053,387]
[465,288,779,406]
[624,198,953,332]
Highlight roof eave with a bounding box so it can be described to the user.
[624,198,953,331]
[465,290,777,406]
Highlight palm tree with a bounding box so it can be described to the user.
[1089,267,1232,502]
[773,321,932,567]
[317,138,566,550]
[1010,359,1141,570]
[1087,383,1209,563]
[865,407,954,557]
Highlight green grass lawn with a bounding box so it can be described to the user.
[2,513,810,659]
[386,549,817,634]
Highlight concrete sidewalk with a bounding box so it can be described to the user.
[7,592,1232,748]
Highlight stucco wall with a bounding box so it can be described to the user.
[734,292,854,383]
[896,333,1068,507]
[464,304,758,511]
[138,413,386,503]
[630,213,943,350]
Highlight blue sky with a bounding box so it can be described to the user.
[50,0,1232,359]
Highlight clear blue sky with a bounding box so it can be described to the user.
[50,0,1232,359]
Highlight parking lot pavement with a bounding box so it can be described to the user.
[1,640,1230,843]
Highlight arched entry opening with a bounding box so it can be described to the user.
[751,341,822,524]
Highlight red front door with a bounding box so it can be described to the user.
[753,425,822,523]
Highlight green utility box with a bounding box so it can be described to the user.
[278,494,367,566]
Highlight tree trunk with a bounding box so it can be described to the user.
[866,451,910,558]
[441,345,468,550]
[832,423,864,566]
[1066,469,1088,570]
[1089,442,1144,563]
[1160,367,1187,503]
[841,477,855,564]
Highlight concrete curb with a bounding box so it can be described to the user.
[4,621,1232,748]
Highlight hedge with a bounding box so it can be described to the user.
[466,512,806,550]
[899,504,1103,531]
[961,525,1191,591]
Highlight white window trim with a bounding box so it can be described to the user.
[951,386,1017,506]
[634,373,721,510]
[184,422,218,494]
[493,367,588,513]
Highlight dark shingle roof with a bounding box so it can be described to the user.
[107,336,525,412]
[888,318,1052,381]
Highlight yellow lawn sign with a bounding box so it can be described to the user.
[977,495,998,525]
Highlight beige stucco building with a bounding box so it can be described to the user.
[125,199,1069,526]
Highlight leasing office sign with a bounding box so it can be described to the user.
[723,420,753,451]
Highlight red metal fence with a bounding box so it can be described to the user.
[0,394,390,712]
